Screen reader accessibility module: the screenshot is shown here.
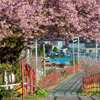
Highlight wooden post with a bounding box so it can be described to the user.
[26,65,29,96]
[30,66,33,94]
[22,62,25,100]
[34,70,37,91]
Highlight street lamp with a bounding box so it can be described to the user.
[73,39,77,73]
[77,37,80,65]
[73,37,80,65]
[43,41,46,77]
[95,39,98,63]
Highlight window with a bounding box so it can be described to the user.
[98,50,100,53]
[89,50,92,53]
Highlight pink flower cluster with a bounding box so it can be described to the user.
[0,0,100,46]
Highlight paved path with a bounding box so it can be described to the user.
[42,72,100,100]
[42,96,100,100]
[49,72,84,96]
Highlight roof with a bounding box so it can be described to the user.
[85,43,100,48]
[49,58,71,65]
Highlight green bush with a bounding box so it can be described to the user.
[92,92,100,97]
[45,44,52,53]
[34,88,48,97]
[0,87,21,100]
[69,59,78,66]
[0,87,7,99]
[53,47,58,52]
[0,62,21,83]
[83,49,86,52]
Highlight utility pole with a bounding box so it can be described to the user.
[35,39,38,86]
[73,39,77,73]
[73,39,75,73]
[96,39,97,63]
[78,37,79,65]
[43,39,46,77]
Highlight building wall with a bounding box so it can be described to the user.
[62,48,68,55]
[52,41,64,50]
[44,40,67,52]
[86,48,100,53]
[68,43,85,51]
[44,41,51,45]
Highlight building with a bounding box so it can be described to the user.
[68,41,100,54]
[85,43,100,54]
[44,40,68,55]
[68,43,86,52]
[52,40,66,50]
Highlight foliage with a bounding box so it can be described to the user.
[60,51,65,57]
[0,36,25,64]
[0,87,7,99]
[32,48,43,57]
[34,88,48,97]
[12,62,21,83]
[0,63,12,72]
[0,74,2,84]
[78,90,100,97]
[32,44,52,56]
[45,44,52,53]
[0,87,41,100]
[25,94,41,100]
[0,62,21,83]
[69,59,78,66]
[0,0,99,42]
[91,92,100,97]
[83,49,86,52]
[0,0,100,63]
[78,90,87,96]
[67,73,77,79]
[53,47,58,52]
[0,88,21,100]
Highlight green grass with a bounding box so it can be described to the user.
[78,90,87,96]
[61,72,77,81]
[0,74,2,84]
[78,90,100,97]
[67,73,77,79]
[25,94,41,100]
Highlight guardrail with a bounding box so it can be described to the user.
[40,72,61,90]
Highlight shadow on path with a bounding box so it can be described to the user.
[49,72,84,96]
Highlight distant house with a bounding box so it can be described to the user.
[85,43,100,54]
[44,40,68,55]
[68,43,86,52]
[67,42,100,54]
[52,40,66,50]
[45,40,65,50]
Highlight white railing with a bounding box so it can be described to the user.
[0,82,27,87]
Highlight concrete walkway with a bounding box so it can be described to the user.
[42,96,100,100]
[42,71,100,100]
[49,72,84,96]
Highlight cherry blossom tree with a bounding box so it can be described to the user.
[0,0,100,63]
